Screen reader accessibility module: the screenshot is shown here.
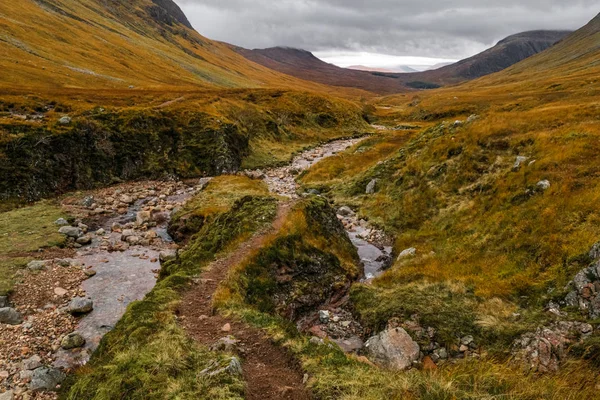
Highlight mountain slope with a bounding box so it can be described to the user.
[235,30,571,94]
[0,0,325,90]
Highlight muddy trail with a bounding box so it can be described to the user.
[179,202,310,400]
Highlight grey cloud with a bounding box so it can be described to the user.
[174,0,598,58]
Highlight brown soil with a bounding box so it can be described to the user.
[179,201,311,400]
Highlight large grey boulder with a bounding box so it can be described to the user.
[0,307,23,325]
[67,297,93,314]
[30,367,66,391]
[58,226,81,238]
[365,327,420,370]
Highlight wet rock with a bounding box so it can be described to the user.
[0,296,7,308]
[27,260,47,271]
[58,116,71,125]
[61,332,86,349]
[397,247,416,261]
[537,180,551,190]
[58,226,81,238]
[54,218,69,226]
[0,307,23,325]
[76,235,92,245]
[366,179,378,194]
[337,206,355,217]
[30,367,66,392]
[67,297,93,314]
[365,327,420,370]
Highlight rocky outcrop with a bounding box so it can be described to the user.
[559,241,600,318]
[364,327,420,370]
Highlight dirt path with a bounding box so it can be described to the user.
[179,201,310,400]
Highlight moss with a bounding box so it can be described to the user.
[63,195,277,399]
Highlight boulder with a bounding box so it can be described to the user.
[58,226,81,238]
[337,206,355,217]
[96,228,106,236]
[537,180,551,190]
[27,260,47,271]
[136,211,152,225]
[364,327,420,370]
[76,235,92,245]
[22,355,42,371]
[121,229,135,240]
[159,250,178,263]
[30,367,66,392]
[61,332,86,349]
[54,218,69,226]
[0,307,23,325]
[58,116,72,125]
[319,310,330,324]
[366,179,378,194]
[67,297,93,314]
[589,242,600,260]
[125,236,141,245]
[397,248,416,261]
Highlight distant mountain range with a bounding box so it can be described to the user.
[235,30,572,94]
[348,65,418,73]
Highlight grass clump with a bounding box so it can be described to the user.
[64,194,277,399]
[0,200,67,295]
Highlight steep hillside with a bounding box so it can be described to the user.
[235,31,570,94]
[0,0,327,90]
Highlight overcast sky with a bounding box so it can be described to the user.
[173,1,597,69]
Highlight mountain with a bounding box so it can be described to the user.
[0,0,323,90]
[348,65,418,73]
[235,30,571,94]
[233,46,410,94]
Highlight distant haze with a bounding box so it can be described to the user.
[174,0,596,68]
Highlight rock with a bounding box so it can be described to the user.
[513,156,528,171]
[58,116,72,125]
[227,357,243,376]
[58,226,81,238]
[76,235,92,245]
[364,327,420,370]
[437,347,448,359]
[422,356,438,371]
[121,229,135,240]
[537,180,551,190]
[67,297,93,314]
[54,218,69,226]
[459,344,469,352]
[453,120,463,126]
[319,310,330,324]
[119,195,134,204]
[96,228,106,236]
[307,189,320,195]
[366,179,378,194]
[136,211,152,225]
[61,332,86,349]
[125,236,140,245]
[467,114,479,123]
[309,337,324,346]
[84,269,97,277]
[461,335,474,346]
[144,230,158,239]
[22,355,42,371]
[397,248,416,261]
[198,177,212,190]
[0,390,13,400]
[54,287,68,297]
[337,206,355,217]
[332,336,364,353]
[0,296,7,308]
[29,367,66,392]
[27,260,47,271]
[0,307,23,325]
[159,250,178,263]
[221,323,231,332]
[210,336,239,352]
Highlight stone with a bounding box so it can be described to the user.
[136,211,152,225]
[144,230,158,239]
[227,357,243,376]
[0,390,13,400]
[319,310,330,324]
[467,114,479,123]
[221,323,231,332]
[437,347,448,359]
[364,327,420,370]
[76,235,92,245]
[159,250,178,263]
[337,206,355,217]
[512,156,528,171]
[121,229,135,240]
[67,297,93,314]
[96,228,105,236]
[461,335,474,346]
[459,344,469,352]
[119,195,134,204]
[537,180,551,190]
[366,179,378,194]
[125,236,140,245]
[29,367,66,392]
[332,336,364,353]
[84,269,97,277]
[210,336,239,352]
[0,307,23,325]
[27,260,47,271]
[397,248,416,261]
[0,296,7,308]
[54,287,68,297]
[22,355,42,371]
[58,226,81,238]
[422,356,438,371]
[61,332,86,349]
[58,116,72,125]
[54,218,69,226]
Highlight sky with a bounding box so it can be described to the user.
[173,1,597,70]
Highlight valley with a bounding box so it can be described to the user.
[1,1,600,399]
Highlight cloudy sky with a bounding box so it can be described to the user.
[173,1,597,70]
